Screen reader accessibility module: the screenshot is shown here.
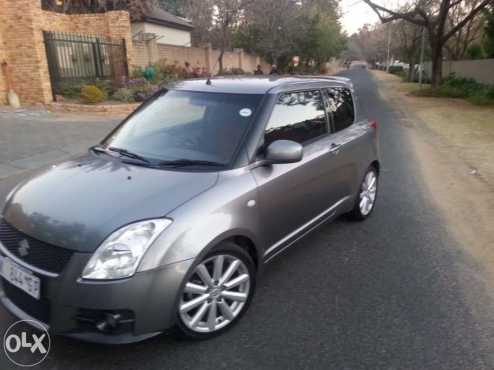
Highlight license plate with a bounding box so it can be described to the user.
[0,257,40,300]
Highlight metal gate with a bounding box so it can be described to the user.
[43,31,129,99]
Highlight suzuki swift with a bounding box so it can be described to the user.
[0,76,379,343]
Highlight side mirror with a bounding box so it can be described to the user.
[264,140,303,165]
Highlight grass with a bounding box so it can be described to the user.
[371,68,494,189]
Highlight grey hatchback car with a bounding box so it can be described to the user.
[0,76,379,343]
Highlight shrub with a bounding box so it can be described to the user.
[410,75,494,105]
[93,79,113,96]
[437,85,468,98]
[60,82,84,99]
[467,87,494,105]
[112,88,135,103]
[219,67,246,76]
[229,67,245,75]
[80,85,106,104]
[153,60,187,80]
[131,66,145,79]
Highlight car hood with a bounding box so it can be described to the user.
[2,154,218,252]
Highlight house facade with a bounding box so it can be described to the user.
[130,3,193,47]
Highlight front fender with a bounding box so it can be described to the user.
[139,168,262,271]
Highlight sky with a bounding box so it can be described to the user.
[340,0,379,35]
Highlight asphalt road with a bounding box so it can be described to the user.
[1,69,493,370]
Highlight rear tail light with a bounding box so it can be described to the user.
[369,120,378,130]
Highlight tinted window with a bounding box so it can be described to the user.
[326,88,354,132]
[104,90,263,164]
[264,90,328,146]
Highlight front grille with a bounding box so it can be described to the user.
[2,278,50,322]
[0,219,73,274]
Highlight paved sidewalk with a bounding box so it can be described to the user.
[0,108,120,180]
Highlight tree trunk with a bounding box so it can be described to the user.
[407,62,414,82]
[218,48,225,75]
[430,45,443,89]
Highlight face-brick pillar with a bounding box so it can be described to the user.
[0,0,53,104]
[0,6,8,105]
[105,11,135,71]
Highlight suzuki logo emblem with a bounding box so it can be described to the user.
[18,239,30,257]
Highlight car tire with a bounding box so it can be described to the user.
[348,165,379,221]
[174,242,256,340]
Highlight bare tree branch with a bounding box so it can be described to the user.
[443,0,494,41]
[361,0,427,26]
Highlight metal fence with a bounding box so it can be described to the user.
[43,31,129,99]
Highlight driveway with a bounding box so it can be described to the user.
[1,70,493,370]
[0,108,119,180]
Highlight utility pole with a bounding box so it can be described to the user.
[385,23,391,72]
[418,26,426,87]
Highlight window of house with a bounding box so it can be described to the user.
[326,88,355,132]
[264,90,328,146]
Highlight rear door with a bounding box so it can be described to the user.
[323,86,366,199]
[251,89,345,254]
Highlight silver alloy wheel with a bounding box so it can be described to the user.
[179,254,251,333]
[359,170,377,216]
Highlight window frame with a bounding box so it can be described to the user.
[323,86,356,134]
[261,88,332,148]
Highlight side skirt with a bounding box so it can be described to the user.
[263,196,350,263]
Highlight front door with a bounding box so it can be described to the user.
[251,89,346,256]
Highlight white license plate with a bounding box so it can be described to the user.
[0,257,40,300]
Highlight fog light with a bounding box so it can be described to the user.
[96,313,122,332]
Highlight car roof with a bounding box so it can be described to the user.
[168,75,353,95]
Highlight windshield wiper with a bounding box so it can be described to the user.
[90,145,111,155]
[107,147,152,164]
[156,159,225,168]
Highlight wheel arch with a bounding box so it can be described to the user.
[199,232,262,273]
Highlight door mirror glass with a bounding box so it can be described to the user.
[264,140,303,164]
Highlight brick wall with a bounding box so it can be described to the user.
[0,15,7,105]
[133,39,270,75]
[0,0,134,105]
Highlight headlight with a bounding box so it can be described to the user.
[82,219,172,280]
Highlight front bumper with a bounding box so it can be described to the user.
[0,250,194,344]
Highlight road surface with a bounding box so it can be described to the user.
[1,69,493,370]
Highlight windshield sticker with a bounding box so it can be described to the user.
[239,108,252,117]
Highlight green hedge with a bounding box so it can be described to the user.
[411,74,494,106]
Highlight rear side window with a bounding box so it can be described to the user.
[264,90,328,146]
[326,87,354,132]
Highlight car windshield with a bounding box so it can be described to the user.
[103,90,263,166]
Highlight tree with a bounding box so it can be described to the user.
[42,0,138,13]
[349,23,388,64]
[362,0,494,87]
[483,5,494,56]
[394,19,422,80]
[235,0,304,66]
[156,0,185,15]
[234,0,345,69]
[445,0,486,59]
[211,0,245,73]
[296,0,346,67]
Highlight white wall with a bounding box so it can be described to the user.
[424,59,494,85]
[132,22,191,47]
